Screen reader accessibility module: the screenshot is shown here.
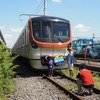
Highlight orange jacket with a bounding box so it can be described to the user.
[79,69,94,85]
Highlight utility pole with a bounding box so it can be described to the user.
[93,33,95,39]
[44,0,46,15]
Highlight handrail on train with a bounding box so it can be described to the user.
[19,14,45,21]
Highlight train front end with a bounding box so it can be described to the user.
[29,16,72,70]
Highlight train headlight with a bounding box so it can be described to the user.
[31,42,38,49]
[58,42,62,45]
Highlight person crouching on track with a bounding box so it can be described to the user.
[67,48,74,78]
[76,63,94,95]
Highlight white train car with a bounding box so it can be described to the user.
[11,16,72,70]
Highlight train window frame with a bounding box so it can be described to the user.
[31,19,70,43]
[42,21,52,39]
[53,22,70,38]
[22,33,24,47]
[32,21,41,38]
[24,29,26,46]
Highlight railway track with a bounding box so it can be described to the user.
[10,57,80,100]
[53,71,100,100]
[74,54,100,60]
[43,74,82,100]
[75,57,100,62]
[10,57,100,100]
[59,73,100,94]
[43,72,100,100]
[12,72,100,100]
[74,59,100,72]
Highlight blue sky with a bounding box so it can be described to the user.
[0,0,100,48]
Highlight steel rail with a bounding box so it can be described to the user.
[74,63,100,72]
[43,75,82,100]
[55,71,100,95]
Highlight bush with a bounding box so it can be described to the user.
[0,44,17,99]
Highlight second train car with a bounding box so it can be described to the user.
[11,16,72,70]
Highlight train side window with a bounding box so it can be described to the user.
[20,36,21,47]
[26,26,28,45]
[18,39,19,48]
[24,30,26,45]
[22,33,24,47]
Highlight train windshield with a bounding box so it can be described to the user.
[53,22,70,42]
[53,22,70,37]
[32,20,70,43]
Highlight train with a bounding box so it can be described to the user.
[11,16,72,70]
[72,38,100,58]
[0,30,6,46]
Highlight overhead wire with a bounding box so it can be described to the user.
[33,0,44,15]
[33,0,46,58]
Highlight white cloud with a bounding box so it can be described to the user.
[4,34,13,38]
[74,24,91,32]
[10,26,23,33]
[2,26,22,48]
[52,0,62,3]
[0,26,5,30]
[3,34,14,48]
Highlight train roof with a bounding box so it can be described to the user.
[31,16,69,23]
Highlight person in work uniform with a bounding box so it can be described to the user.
[76,63,94,95]
[67,48,74,78]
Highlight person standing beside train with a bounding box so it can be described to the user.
[67,48,74,78]
[48,57,54,77]
[45,55,54,77]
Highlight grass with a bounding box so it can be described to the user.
[61,67,100,90]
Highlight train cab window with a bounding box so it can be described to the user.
[32,21,40,38]
[42,21,51,38]
[22,33,24,47]
[53,22,70,38]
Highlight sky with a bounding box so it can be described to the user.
[0,0,100,48]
